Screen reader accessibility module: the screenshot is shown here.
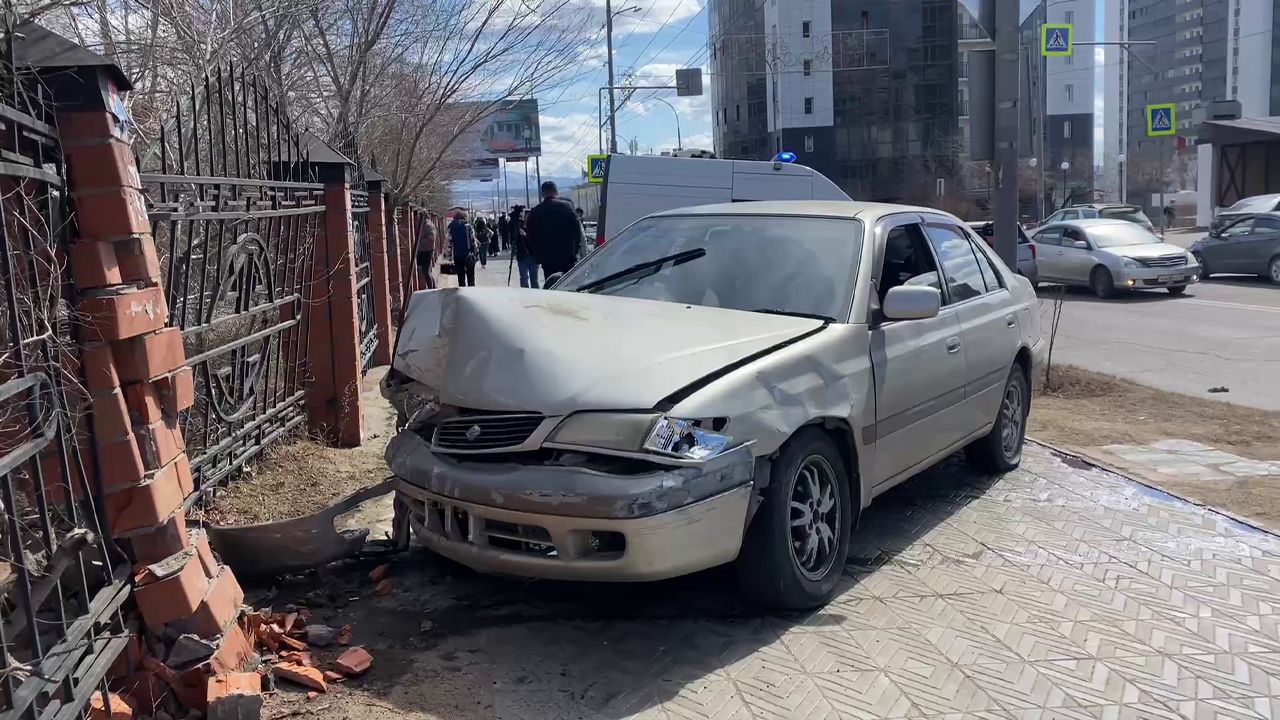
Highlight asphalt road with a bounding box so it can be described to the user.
[1043,275,1280,410]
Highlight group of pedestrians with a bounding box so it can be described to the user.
[416,181,586,290]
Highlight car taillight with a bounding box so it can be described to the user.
[595,232,605,247]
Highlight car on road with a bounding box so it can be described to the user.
[383,201,1043,609]
[1190,212,1280,285]
[1040,204,1157,234]
[966,220,1039,285]
[1029,219,1200,298]
[1210,193,1280,233]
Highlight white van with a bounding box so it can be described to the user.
[593,154,851,246]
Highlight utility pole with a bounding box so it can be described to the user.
[605,0,618,154]
[992,0,1020,269]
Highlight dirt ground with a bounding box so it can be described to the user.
[199,368,399,527]
[1030,364,1280,529]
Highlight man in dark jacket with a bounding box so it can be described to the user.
[526,181,583,285]
[496,212,510,252]
[448,211,477,287]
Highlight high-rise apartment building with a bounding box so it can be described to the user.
[710,0,960,202]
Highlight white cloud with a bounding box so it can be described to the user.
[587,0,706,37]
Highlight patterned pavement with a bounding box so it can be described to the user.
[371,442,1280,720]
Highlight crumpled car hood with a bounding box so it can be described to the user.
[392,287,824,415]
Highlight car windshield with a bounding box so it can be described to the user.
[1226,195,1280,213]
[1088,223,1162,248]
[558,214,862,321]
[1098,206,1152,226]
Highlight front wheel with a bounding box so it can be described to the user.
[965,365,1029,474]
[1090,266,1117,299]
[1167,285,1187,295]
[736,429,853,610]
[1192,252,1211,278]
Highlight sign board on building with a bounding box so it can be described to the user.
[1146,103,1177,137]
[1041,23,1072,57]
[675,68,703,97]
[587,154,607,184]
[455,99,542,160]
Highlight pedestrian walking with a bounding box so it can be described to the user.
[414,210,437,290]
[511,206,539,288]
[474,216,492,268]
[1163,203,1175,231]
[497,212,510,252]
[526,181,584,284]
[448,210,478,287]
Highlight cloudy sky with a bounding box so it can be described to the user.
[462,0,1106,205]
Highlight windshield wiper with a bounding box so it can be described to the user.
[573,248,707,293]
[751,308,837,322]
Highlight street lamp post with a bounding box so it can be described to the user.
[647,97,682,150]
[1060,160,1070,208]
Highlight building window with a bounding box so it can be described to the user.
[803,59,812,77]
[805,134,815,152]
[742,142,750,155]
[736,105,741,121]
[1065,84,1074,102]
[861,11,869,30]
[804,97,813,114]
[1064,9,1074,24]
[802,20,811,38]
[1063,120,1072,139]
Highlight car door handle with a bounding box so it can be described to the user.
[946,337,961,354]
[1006,314,1017,328]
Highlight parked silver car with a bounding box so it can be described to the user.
[1190,212,1280,284]
[383,201,1043,609]
[1030,219,1200,298]
[1210,193,1280,233]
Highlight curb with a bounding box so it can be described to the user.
[1027,437,1279,538]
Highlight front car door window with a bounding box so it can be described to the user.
[868,219,968,486]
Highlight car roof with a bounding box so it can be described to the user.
[1065,203,1140,210]
[1237,193,1280,203]
[1037,218,1136,230]
[648,200,958,223]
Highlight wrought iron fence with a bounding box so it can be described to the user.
[139,67,323,495]
[0,34,133,720]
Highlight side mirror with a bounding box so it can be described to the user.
[544,272,565,288]
[882,285,941,321]
[1071,240,1089,250]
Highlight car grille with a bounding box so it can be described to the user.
[1137,254,1187,268]
[433,413,545,451]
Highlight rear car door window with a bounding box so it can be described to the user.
[1061,210,1080,220]
[1034,228,1063,246]
[923,224,986,303]
[965,233,1003,292]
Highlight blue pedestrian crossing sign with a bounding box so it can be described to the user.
[1041,23,1072,57]
[1146,103,1177,137]
[587,154,607,184]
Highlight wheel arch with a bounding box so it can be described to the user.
[787,417,863,509]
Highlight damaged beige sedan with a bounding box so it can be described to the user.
[383,201,1043,609]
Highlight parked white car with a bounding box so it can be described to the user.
[383,201,1044,609]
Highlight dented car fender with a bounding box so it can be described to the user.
[664,324,876,509]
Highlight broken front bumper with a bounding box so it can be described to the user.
[386,431,756,582]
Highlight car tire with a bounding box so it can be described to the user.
[965,364,1030,474]
[1090,266,1117,299]
[1270,256,1280,286]
[1192,252,1211,279]
[736,429,854,610]
[1166,285,1187,295]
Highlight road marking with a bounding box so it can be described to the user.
[1183,298,1280,314]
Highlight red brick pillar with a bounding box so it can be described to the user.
[366,180,394,366]
[54,64,252,710]
[305,160,363,446]
[385,201,402,316]
[396,204,417,293]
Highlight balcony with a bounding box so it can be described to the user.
[958,23,988,41]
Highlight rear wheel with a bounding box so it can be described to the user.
[965,365,1029,474]
[1090,266,1116,299]
[1167,285,1187,295]
[737,429,853,610]
[1270,257,1280,286]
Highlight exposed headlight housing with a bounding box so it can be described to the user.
[548,413,732,461]
[1185,251,1198,265]
[642,417,731,460]
[1122,258,1140,269]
